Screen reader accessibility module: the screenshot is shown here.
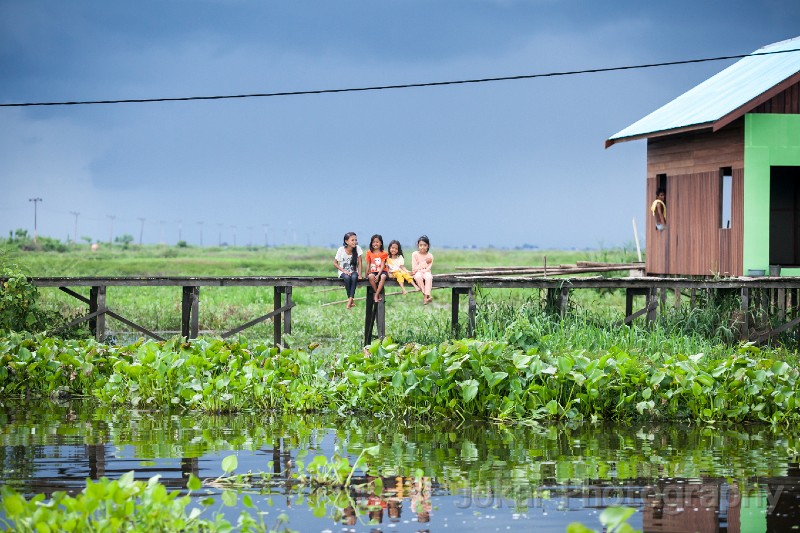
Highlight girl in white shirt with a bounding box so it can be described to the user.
[333,232,363,309]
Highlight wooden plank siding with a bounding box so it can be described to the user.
[645,124,744,276]
[752,79,800,114]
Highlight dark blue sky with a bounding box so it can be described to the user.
[1,0,798,248]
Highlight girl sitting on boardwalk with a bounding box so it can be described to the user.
[366,234,390,303]
[412,235,434,304]
[334,232,362,309]
[386,240,419,294]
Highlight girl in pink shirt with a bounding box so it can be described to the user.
[411,235,433,304]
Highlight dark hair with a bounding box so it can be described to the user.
[343,232,358,268]
[370,234,384,252]
[388,239,403,257]
[417,234,430,249]
[656,188,666,196]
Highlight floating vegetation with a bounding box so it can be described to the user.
[1,331,799,424]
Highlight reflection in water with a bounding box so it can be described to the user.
[1,399,799,531]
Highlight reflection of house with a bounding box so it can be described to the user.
[642,480,738,533]
[607,37,800,277]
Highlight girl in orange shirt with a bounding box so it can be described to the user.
[366,234,389,302]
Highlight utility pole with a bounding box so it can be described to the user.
[231,225,237,247]
[197,221,204,247]
[28,197,42,243]
[177,220,183,243]
[217,223,223,247]
[69,211,79,244]
[262,224,269,248]
[107,215,115,246]
[137,217,145,246]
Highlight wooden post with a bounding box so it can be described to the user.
[673,288,681,309]
[274,286,282,347]
[451,288,460,337]
[778,288,786,322]
[740,287,749,341]
[646,287,658,323]
[545,288,557,314]
[181,286,199,339]
[559,287,570,317]
[468,287,476,338]
[625,288,634,325]
[364,286,375,346]
[283,286,292,336]
[89,286,106,342]
[376,296,385,341]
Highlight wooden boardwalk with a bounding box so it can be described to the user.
[18,274,800,346]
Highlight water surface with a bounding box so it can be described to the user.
[1,400,798,532]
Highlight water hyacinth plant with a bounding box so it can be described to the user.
[1,331,799,424]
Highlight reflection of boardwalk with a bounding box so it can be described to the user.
[8,444,199,498]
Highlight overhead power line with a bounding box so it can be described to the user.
[2,48,799,108]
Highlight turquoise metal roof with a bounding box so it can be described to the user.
[607,36,800,146]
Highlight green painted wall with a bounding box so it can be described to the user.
[743,114,800,276]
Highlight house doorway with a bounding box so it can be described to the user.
[769,166,800,266]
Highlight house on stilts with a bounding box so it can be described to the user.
[606,36,800,277]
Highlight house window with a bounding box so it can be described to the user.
[657,174,667,193]
[720,167,732,229]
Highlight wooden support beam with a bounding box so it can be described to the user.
[778,288,786,322]
[624,288,648,327]
[59,286,90,304]
[103,309,166,342]
[646,287,658,323]
[376,297,385,341]
[65,308,107,330]
[89,286,106,342]
[619,299,658,326]
[451,287,476,338]
[753,314,800,345]
[559,287,569,317]
[181,286,200,339]
[362,287,386,345]
[467,288,476,338]
[221,302,295,339]
[451,288,460,337]
[740,287,749,341]
[625,289,634,320]
[364,286,375,346]
[274,286,282,347]
[284,287,292,336]
[60,286,165,340]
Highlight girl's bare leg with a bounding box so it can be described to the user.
[369,274,379,302]
[413,272,425,301]
[376,274,387,300]
[398,278,407,294]
[423,273,433,303]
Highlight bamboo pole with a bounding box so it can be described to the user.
[321,287,445,307]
